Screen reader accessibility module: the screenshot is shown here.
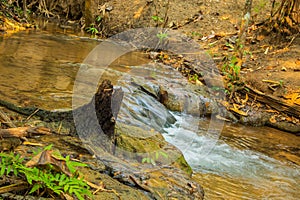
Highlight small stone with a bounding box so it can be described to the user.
[0,26,7,31]
[281,66,287,71]
[105,5,113,12]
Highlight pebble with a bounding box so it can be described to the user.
[281,66,287,71]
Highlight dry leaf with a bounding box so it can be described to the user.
[222,16,229,20]
[269,115,277,123]
[220,100,230,108]
[134,6,145,19]
[230,104,248,116]
[216,115,231,122]
[25,150,72,176]
[285,16,293,28]
[284,93,300,105]
[241,93,248,105]
[23,141,44,146]
[256,35,265,41]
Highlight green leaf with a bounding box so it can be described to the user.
[69,186,74,194]
[6,165,11,175]
[74,190,84,200]
[69,161,87,168]
[96,16,102,22]
[18,156,24,163]
[151,15,163,22]
[53,188,62,195]
[159,151,168,158]
[142,157,148,163]
[55,173,61,181]
[59,173,66,181]
[155,152,159,160]
[44,144,53,151]
[29,184,40,194]
[64,184,69,192]
[15,154,20,161]
[26,174,33,184]
[0,164,6,176]
[152,16,158,21]
[32,148,42,156]
[13,167,18,176]
[66,163,76,174]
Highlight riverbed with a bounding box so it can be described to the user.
[0,29,299,200]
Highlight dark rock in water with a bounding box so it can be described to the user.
[239,110,270,126]
[73,79,124,152]
[239,109,300,134]
[158,87,169,105]
[267,121,300,134]
[111,87,124,120]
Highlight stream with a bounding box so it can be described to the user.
[0,30,299,200]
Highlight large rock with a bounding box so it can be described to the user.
[112,122,204,199]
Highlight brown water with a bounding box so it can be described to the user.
[0,30,99,109]
[0,31,299,199]
[193,124,300,200]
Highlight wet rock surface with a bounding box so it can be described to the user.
[5,121,204,200]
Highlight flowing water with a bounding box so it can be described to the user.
[0,31,299,199]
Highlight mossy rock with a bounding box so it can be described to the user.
[115,122,192,175]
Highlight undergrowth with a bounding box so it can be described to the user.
[0,145,92,199]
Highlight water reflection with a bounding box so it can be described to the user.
[0,32,99,109]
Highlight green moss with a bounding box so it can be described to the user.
[115,122,193,175]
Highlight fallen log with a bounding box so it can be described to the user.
[245,84,300,118]
[0,127,52,138]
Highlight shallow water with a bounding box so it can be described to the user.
[165,117,300,199]
[0,31,299,199]
[0,30,99,109]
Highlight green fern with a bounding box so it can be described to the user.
[0,146,92,199]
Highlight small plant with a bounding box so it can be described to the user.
[154,32,169,50]
[25,168,91,199]
[96,15,102,22]
[188,74,199,82]
[156,32,168,41]
[221,55,244,96]
[151,15,164,23]
[222,55,241,82]
[86,24,99,35]
[191,31,203,37]
[142,151,168,166]
[279,80,284,87]
[225,42,235,51]
[0,152,24,177]
[253,0,268,13]
[0,146,92,199]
